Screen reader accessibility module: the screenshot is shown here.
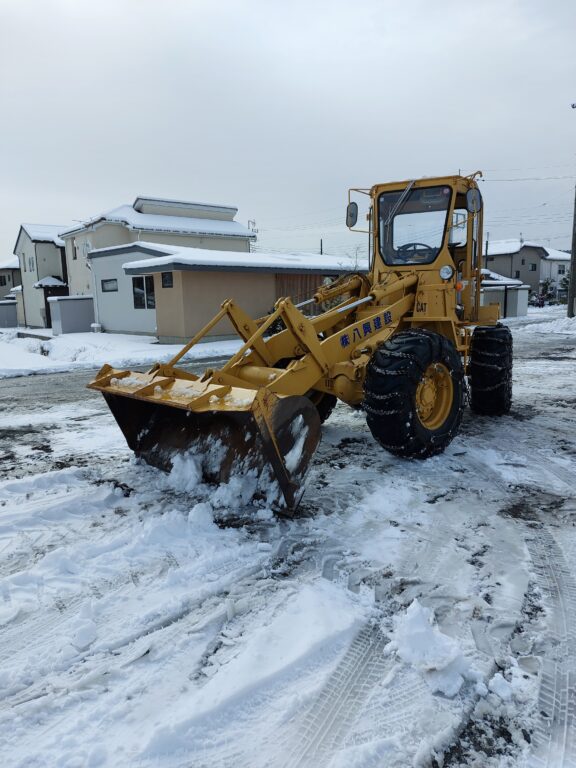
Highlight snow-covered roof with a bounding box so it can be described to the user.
[0,256,19,270]
[33,276,67,289]
[19,224,66,247]
[60,203,255,240]
[542,247,571,262]
[9,284,22,293]
[484,239,543,256]
[132,196,237,218]
[480,268,524,287]
[484,239,571,261]
[87,242,363,275]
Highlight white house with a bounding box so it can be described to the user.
[13,224,69,328]
[59,196,256,297]
[539,247,570,289]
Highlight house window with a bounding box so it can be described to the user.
[521,258,525,265]
[161,271,173,288]
[72,239,77,260]
[558,265,566,275]
[487,256,494,262]
[132,276,155,309]
[28,256,34,272]
[101,278,118,292]
[530,263,537,272]
[0,276,5,286]
[514,270,520,279]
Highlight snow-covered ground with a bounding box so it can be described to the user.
[0,306,572,380]
[1,307,576,767]
[0,329,243,378]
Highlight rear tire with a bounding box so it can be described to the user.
[469,324,513,415]
[363,330,464,458]
[308,391,337,424]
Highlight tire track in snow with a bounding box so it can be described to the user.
[276,516,457,768]
[279,623,390,768]
[457,436,576,766]
[519,523,576,768]
[0,561,265,712]
[0,532,336,718]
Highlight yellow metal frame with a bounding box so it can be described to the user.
[89,173,498,416]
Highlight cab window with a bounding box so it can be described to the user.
[379,185,452,266]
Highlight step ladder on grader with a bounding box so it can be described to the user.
[88,173,512,512]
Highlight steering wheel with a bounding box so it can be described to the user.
[395,242,435,263]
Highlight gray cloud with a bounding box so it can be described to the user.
[1,0,574,261]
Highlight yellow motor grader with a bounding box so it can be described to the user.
[88,173,512,511]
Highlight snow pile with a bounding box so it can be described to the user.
[0,330,243,378]
[0,340,58,377]
[387,600,480,697]
[517,315,576,335]
[163,451,204,493]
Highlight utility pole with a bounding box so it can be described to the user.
[567,184,576,317]
[320,238,323,255]
[484,231,489,270]
[568,103,576,317]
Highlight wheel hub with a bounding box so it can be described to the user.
[415,363,453,430]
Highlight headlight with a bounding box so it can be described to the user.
[439,265,454,280]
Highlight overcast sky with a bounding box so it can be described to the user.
[0,0,575,263]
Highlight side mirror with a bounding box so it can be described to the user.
[466,188,482,214]
[346,201,358,228]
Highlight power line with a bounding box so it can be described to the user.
[481,175,576,182]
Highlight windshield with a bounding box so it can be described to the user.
[378,185,452,266]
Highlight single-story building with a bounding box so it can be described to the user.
[480,268,529,317]
[12,224,70,328]
[0,256,22,299]
[88,241,360,342]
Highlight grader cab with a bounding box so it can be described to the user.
[88,173,512,511]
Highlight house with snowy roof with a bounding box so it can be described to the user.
[12,224,69,328]
[59,196,257,298]
[0,256,21,299]
[87,241,361,341]
[483,239,570,294]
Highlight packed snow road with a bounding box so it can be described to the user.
[1,317,576,767]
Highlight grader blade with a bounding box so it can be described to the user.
[101,388,321,512]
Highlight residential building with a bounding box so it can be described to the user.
[539,248,571,291]
[13,224,69,328]
[0,256,21,298]
[59,196,256,297]
[90,241,360,342]
[483,239,569,294]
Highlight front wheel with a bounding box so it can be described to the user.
[308,391,337,424]
[363,330,465,458]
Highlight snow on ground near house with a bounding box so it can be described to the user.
[0,304,569,380]
[514,315,576,335]
[0,315,576,766]
[0,329,243,378]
